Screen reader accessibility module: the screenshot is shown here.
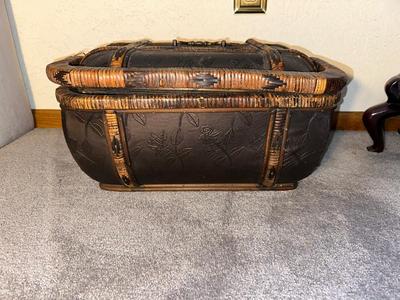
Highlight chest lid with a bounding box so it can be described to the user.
[79,39,316,72]
[46,39,347,95]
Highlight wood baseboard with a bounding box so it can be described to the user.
[32,109,61,128]
[332,112,400,131]
[32,109,400,130]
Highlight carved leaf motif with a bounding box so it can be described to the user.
[199,126,234,166]
[165,154,178,166]
[206,146,231,166]
[230,146,245,157]
[88,119,104,137]
[238,112,253,126]
[147,130,191,168]
[77,114,104,139]
[132,146,143,157]
[81,140,92,154]
[284,113,324,168]
[222,128,234,146]
[132,140,146,157]
[66,137,79,152]
[170,128,184,146]
[74,112,86,123]
[239,112,253,126]
[178,147,192,159]
[288,134,308,152]
[185,113,200,127]
[71,139,96,165]
[147,131,167,152]
[132,113,146,126]
[76,150,96,165]
[200,126,220,142]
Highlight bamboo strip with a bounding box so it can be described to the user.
[104,112,135,187]
[56,87,340,110]
[46,56,347,95]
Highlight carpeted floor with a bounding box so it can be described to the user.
[0,129,399,299]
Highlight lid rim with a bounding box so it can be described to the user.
[55,86,341,110]
[46,55,347,95]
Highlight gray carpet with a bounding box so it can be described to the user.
[0,129,399,299]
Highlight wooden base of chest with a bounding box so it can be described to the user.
[100,182,297,192]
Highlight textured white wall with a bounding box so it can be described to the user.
[8,0,400,110]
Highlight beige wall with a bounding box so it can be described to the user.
[8,0,400,110]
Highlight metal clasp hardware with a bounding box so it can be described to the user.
[111,136,122,156]
[267,167,276,180]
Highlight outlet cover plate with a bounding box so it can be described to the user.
[234,0,267,13]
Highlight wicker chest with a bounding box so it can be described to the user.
[46,39,347,191]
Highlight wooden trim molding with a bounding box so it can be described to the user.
[333,112,400,131]
[32,109,61,128]
[56,87,341,110]
[32,109,400,130]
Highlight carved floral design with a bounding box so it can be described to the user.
[132,113,146,126]
[147,130,192,168]
[73,112,104,136]
[66,112,105,166]
[125,111,267,176]
[199,125,245,167]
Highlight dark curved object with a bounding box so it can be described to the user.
[46,39,349,191]
[363,74,400,152]
[62,109,331,188]
[61,110,121,184]
[277,110,331,183]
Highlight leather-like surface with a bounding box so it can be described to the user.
[124,51,267,69]
[79,42,316,72]
[62,110,120,184]
[277,110,331,183]
[279,51,316,72]
[121,111,269,184]
[80,50,116,67]
[62,108,333,186]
